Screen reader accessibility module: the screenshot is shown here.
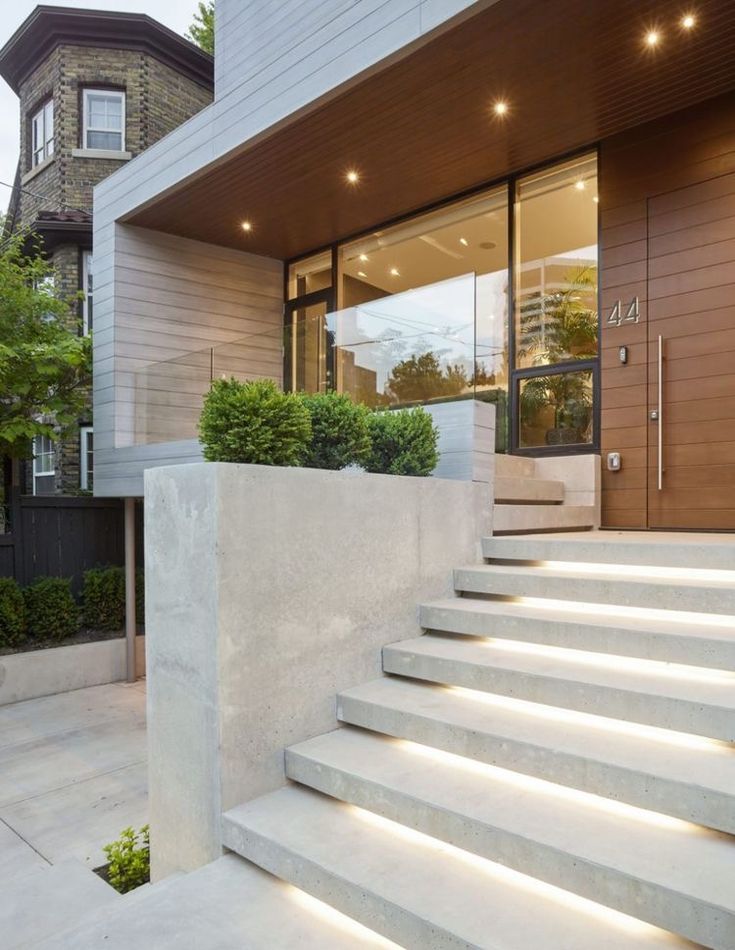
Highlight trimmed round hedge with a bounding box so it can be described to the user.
[365,407,439,477]
[0,577,26,648]
[299,392,372,470]
[24,577,78,642]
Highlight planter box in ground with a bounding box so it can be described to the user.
[0,635,145,706]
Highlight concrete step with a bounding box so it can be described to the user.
[454,562,735,615]
[4,858,118,950]
[35,854,395,949]
[494,476,564,504]
[223,784,694,950]
[494,453,536,478]
[338,677,735,833]
[493,504,596,533]
[286,728,734,950]
[483,530,735,569]
[383,634,735,740]
[419,597,735,670]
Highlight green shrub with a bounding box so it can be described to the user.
[199,378,312,466]
[299,392,372,470]
[24,577,78,641]
[103,825,150,894]
[82,566,125,630]
[365,407,439,476]
[136,569,145,623]
[0,577,26,648]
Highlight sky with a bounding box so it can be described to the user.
[0,0,196,209]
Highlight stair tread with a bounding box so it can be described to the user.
[286,729,735,938]
[224,785,693,950]
[494,475,565,502]
[492,505,596,533]
[35,854,393,949]
[338,677,735,804]
[4,859,118,950]
[459,562,735,591]
[421,595,735,646]
[384,634,735,709]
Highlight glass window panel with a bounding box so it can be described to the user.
[518,368,593,448]
[87,130,123,150]
[287,251,332,299]
[514,154,598,369]
[284,301,330,393]
[85,91,125,150]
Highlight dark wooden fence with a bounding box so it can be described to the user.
[1,496,144,596]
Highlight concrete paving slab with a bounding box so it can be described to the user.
[0,761,148,869]
[0,817,47,879]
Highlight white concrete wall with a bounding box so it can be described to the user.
[145,462,490,879]
[0,636,145,706]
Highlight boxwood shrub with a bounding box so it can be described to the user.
[24,577,78,642]
[0,577,26,648]
[365,407,439,476]
[299,392,372,470]
[199,378,312,466]
[83,566,125,630]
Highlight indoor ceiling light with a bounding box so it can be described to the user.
[645,29,661,47]
[575,180,586,191]
[459,237,469,246]
[390,267,400,276]
[357,271,367,278]
[345,169,360,185]
[493,100,508,117]
[593,195,600,203]
[681,13,696,29]
[241,221,252,232]
[359,253,369,262]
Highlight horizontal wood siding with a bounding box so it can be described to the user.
[600,91,735,528]
[93,223,282,497]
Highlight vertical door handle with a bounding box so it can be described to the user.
[657,334,664,491]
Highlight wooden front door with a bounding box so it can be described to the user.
[647,172,735,529]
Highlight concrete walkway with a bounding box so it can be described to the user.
[0,681,147,884]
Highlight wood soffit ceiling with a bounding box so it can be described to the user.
[127,0,735,261]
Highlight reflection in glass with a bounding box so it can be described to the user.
[287,250,332,299]
[514,154,598,370]
[519,369,593,448]
[286,301,331,393]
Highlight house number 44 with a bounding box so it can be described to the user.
[606,297,640,327]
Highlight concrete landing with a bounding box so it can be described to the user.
[0,681,147,879]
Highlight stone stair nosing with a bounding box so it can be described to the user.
[223,784,696,950]
[283,727,735,950]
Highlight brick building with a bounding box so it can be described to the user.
[0,6,213,493]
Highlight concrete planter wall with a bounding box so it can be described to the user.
[145,463,490,879]
[0,635,145,706]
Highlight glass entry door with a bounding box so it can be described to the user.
[285,289,334,393]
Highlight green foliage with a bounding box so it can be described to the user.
[299,392,372,470]
[187,1,214,54]
[0,232,91,458]
[0,577,26,648]
[82,566,125,630]
[199,378,312,466]
[24,577,78,641]
[365,407,439,476]
[81,566,145,630]
[103,825,150,894]
[386,351,468,404]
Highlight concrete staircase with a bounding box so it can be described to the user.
[493,454,596,533]
[222,531,735,950]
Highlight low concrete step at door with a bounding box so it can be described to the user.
[222,785,691,950]
[493,504,597,533]
[494,475,564,503]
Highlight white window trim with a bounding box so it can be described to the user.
[82,251,93,336]
[80,426,93,491]
[31,99,54,168]
[82,88,126,153]
[32,435,55,493]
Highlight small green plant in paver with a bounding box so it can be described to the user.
[198,378,312,466]
[103,825,150,894]
[299,391,372,470]
[0,577,26,647]
[24,577,78,641]
[365,407,439,476]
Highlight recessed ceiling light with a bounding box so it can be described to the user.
[493,101,508,117]
[357,271,367,278]
[593,195,600,204]
[346,169,360,184]
[681,13,696,29]
[645,29,661,47]
[390,267,400,277]
[241,221,252,232]
[575,180,586,191]
[459,237,469,246]
[359,254,368,262]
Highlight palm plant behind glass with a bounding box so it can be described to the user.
[518,265,598,443]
